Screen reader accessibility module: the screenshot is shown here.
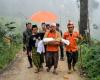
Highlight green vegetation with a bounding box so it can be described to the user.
[0,43,21,69]
[78,41,100,80]
[0,17,22,70]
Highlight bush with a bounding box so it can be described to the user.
[0,17,22,70]
[0,38,22,69]
[78,43,100,80]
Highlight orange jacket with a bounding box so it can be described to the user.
[44,31,61,52]
[63,32,79,52]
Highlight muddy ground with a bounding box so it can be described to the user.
[0,51,84,80]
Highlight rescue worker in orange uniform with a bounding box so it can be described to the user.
[44,23,61,75]
[63,20,82,74]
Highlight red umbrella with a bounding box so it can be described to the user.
[30,11,58,23]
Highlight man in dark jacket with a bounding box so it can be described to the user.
[29,25,44,73]
[23,23,32,68]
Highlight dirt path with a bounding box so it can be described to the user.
[0,52,83,80]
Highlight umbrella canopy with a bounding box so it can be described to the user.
[30,11,58,23]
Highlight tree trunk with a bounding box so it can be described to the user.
[80,0,88,36]
[80,0,91,44]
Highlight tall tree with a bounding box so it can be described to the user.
[80,0,91,44]
[80,0,88,36]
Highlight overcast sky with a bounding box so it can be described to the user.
[0,0,79,26]
[0,0,100,39]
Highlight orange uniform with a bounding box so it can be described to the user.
[44,31,61,52]
[63,32,79,52]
